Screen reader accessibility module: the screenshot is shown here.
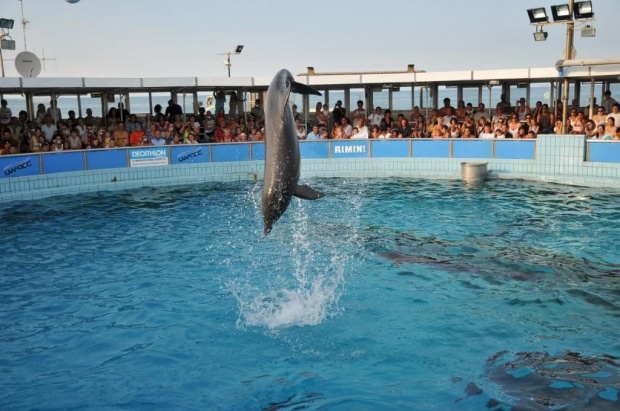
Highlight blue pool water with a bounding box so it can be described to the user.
[1,178,619,410]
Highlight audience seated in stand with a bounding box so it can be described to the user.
[6,91,620,159]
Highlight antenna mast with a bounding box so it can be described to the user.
[19,0,29,50]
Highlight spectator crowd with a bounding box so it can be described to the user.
[1,89,620,156]
[298,90,620,142]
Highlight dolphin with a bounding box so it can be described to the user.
[262,69,325,235]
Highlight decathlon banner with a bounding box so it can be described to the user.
[129,147,169,167]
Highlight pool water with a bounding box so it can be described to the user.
[1,178,619,410]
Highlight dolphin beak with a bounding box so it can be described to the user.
[290,80,322,96]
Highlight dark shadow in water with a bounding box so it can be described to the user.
[261,392,324,411]
[365,227,620,308]
[483,350,620,410]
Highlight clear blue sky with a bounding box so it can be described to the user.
[1,0,617,78]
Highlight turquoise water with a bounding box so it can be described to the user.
[1,178,619,410]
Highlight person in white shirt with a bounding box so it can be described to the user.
[350,100,366,124]
[368,107,383,128]
[340,117,353,138]
[40,115,58,142]
[295,119,306,139]
[601,90,618,114]
[478,122,495,139]
[351,118,369,139]
[442,107,457,127]
[606,103,620,128]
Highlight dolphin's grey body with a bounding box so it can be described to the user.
[262,69,325,234]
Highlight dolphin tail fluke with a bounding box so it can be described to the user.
[293,184,325,200]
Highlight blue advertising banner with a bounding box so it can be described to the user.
[0,155,40,179]
[300,141,329,159]
[495,140,536,160]
[211,144,250,162]
[453,140,492,158]
[588,141,620,163]
[371,140,409,158]
[129,147,169,167]
[412,140,450,158]
[86,149,127,170]
[43,152,85,174]
[251,142,265,161]
[332,141,369,158]
[171,146,209,165]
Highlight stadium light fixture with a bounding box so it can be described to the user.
[574,1,594,19]
[581,25,596,37]
[533,27,548,41]
[551,4,572,22]
[218,45,245,77]
[527,8,549,24]
[0,18,14,29]
[1,38,15,50]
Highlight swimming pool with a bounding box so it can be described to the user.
[1,178,619,409]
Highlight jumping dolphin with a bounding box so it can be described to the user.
[262,69,325,235]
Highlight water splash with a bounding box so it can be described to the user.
[230,182,352,331]
[234,263,345,330]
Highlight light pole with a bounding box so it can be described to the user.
[527,1,595,133]
[562,2,575,134]
[218,45,244,78]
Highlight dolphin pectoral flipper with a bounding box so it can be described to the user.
[290,80,322,96]
[293,184,325,200]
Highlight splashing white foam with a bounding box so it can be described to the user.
[230,189,351,330]
[235,267,344,330]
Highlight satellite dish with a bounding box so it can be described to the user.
[15,51,42,78]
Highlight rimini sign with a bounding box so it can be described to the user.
[332,141,369,158]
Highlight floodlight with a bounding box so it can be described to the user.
[235,45,244,54]
[527,8,549,24]
[533,30,548,42]
[574,1,594,19]
[581,25,596,37]
[1,39,15,50]
[0,18,15,29]
[551,4,572,22]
